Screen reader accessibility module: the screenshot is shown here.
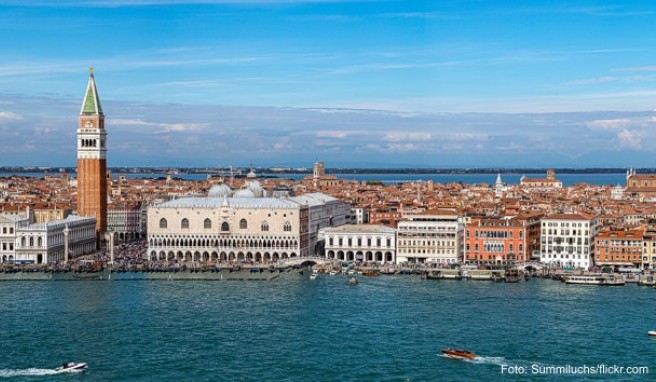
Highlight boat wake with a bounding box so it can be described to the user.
[438,353,506,366]
[0,368,84,378]
[469,356,507,366]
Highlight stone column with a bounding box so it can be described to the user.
[63,225,70,263]
[110,233,115,263]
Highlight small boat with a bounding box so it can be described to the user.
[348,276,359,285]
[310,273,318,280]
[648,331,656,337]
[441,348,476,360]
[55,362,87,372]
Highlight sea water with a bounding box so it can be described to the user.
[0,276,653,381]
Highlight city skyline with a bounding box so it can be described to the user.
[1,0,656,167]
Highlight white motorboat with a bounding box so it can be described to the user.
[55,362,87,372]
[310,273,318,280]
[648,331,656,337]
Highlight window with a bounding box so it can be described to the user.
[9,228,13,234]
[181,218,189,229]
[221,222,230,232]
[261,222,269,232]
[204,218,212,229]
[160,218,167,229]
[240,219,247,229]
[284,222,291,232]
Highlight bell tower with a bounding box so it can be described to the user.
[77,67,107,233]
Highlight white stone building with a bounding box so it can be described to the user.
[146,190,350,262]
[396,210,464,264]
[539,213,597,270]
[292,193,351,254]
[108,203,146,242]
[351,207,369,224]
[322,224,396,264]
[1,213,97,264]
[0,214,24,263]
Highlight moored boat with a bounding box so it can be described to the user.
[441,348,476,360]
[564,274,625,286]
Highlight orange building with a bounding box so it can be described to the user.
[465,218,531,264]
[594,229,643,268]
[76,68,108,233]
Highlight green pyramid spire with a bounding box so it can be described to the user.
[80,67,103,115]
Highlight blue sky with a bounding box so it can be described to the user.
[1,0,656,167]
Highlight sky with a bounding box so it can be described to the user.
[1,0,656,168]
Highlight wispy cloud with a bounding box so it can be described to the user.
[0,111,23,123]
[111,118,207,133]
[564,75,656,86]
[1,0,372,6]
[383,132,431,142]
[615,66,656,72]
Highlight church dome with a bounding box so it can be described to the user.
[246,180,265,197]
[208,184,233,198]
[234,188,256,198]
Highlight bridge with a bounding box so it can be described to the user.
[276,256,331,267]
[514,262,545,272]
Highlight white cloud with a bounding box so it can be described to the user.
[618,129,642,149]
[564,75,656,86]
[316,131,349,138]
[386,143,424,152]
[0,111,23,123]
[109,118,207,133]
[586,118,634,130]
[157,123,206,133]
[383,132,431,142]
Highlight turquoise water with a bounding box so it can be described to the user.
[0,276,654,381]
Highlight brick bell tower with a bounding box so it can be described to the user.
[77,67,107,233]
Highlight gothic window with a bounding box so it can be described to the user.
[204,218,212,229]
[284,222,291,232]
[261,222,269,232]
[221,222,230,232]
[240,219,247,229]
[160,218,168,229]
[181,218,189,229]
[29,237,34,247]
